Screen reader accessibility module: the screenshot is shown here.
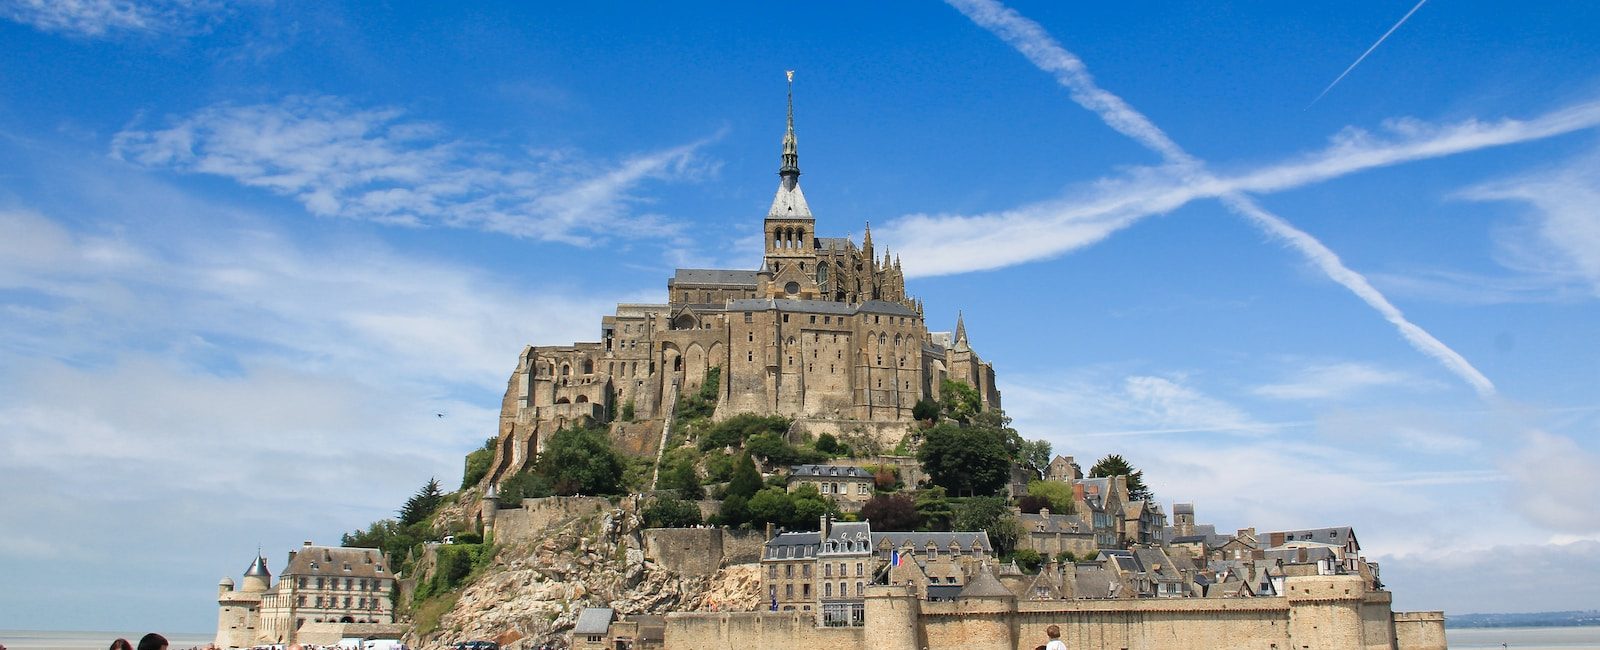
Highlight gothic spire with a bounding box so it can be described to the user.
[955,311,968,344]
[779,70,800,187]
[862,221,873,250]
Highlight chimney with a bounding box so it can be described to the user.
[765,522,775,541]
[303,540,313,547]
[1113,475,1128,499]
[820,514,832,539]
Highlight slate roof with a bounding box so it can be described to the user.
[1018,511,1091,534]
[573,607,613,635]
[872,531,993,554]
[857,300,918,317]
[790,464,873,479]
[1268,527,1358,549]
[670,269,759,287]
[1173,503,1195,515]
[244,554,270,578]
[764,531,821,560]
[1073,564,1120,599]
[725,298,917,317]
[817,237,852,252]
[958,565,1014,598]
[768,182,813,218]
[282,545,389,579]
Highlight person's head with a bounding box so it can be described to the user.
[136,633,167,650]
[1046,624,1061,639]
[110,639,134,650]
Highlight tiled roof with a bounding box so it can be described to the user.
[790,464,873,479]
[873,531,993,554]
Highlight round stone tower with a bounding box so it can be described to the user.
[480,484,499,538]
[241,553,271,592]
[217,576,235,596]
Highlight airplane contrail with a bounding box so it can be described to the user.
[1310,0,1430,108]
[946,0,1498,399]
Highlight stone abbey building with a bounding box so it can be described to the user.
[485,86,1000,484]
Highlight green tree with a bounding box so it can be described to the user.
[399,477,445,526]
[538,426,625,495]
[1012,548,1044,574]
[497,468,553,505]
[939,379,982,424]
[699,413,790,451]
[1017,438,1052,480]
[460,438,497,489]
[724,452,764,501]
[860,493,920,531]
[814,433,842,455]
[658,455,704,499]
[1025,480,1076,514]
[1088,454,1152,502]
[746,487,797,527]
[953,496,1021,555]
[642,495,704,528]
[917,422,1012,496]
[911,398,941,423]
[787,483,836,529]
[914,486,954,531]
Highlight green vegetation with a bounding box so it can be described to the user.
[642,495,703,528]
[656,448,704,499]
[911,397,940,423]
[1089,453,1152,502]
[698,413,790,451]
[917,421,1012,496]
[1024,480,1075,514]
[460,437,497,489]
[859,493,919,530]
[1011,548,1044,574]
[953,495,1020,555]
[539,425,626,495]
[620,400,636,422]
[497,468,553,505]
[399,478,446,526]
[913,486,953,531]
[676,367,721,422]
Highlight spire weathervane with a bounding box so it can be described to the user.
[780,70,800,184]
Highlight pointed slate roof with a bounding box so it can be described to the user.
[959,564,1014,599]
[244,554,270,578]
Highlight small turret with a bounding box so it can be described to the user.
[480,484,500,538]
[218,576,235,596]
[241,552,271,593]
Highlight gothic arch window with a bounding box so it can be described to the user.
[555,397,570,404]
[561,363,571,377]
[582,359,594,374]
[575,395,588,403]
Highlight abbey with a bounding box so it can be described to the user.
[485,86,999,484]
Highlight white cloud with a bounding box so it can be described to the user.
[941,0,1505,400]
[1460,147,1600,297]
[1003,370,1280,441]
[1503,430,1600,533]
[1253,361,1416,400]
[1,0,227,37]
[112,96,719,245]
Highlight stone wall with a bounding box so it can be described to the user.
[661,576,1445,650]
[789,418,913,453]
[295,622,407,646]
[664,611,865,650]
[1393,611,1447,650]
[491,496,613,545]
[642,528,764,577]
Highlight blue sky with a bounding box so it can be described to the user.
[2,0,1599,634]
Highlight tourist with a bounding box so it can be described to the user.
[110,639,134,650]
[1044,624,1067,650]
[136,634,168,650]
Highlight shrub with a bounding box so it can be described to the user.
[643,495,703,528]
[860,493,919,531]
[460,438,497,489]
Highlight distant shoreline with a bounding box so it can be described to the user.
[1445,611,1600,629]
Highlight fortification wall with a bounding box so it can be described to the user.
[1393,611,1447,650]
[664,611,865,650]
[295,622,406,645]
[642,528,764,577]
[663,579,1413,650]
[491,496,612,544]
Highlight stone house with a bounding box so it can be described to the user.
[786,464,874,511]
[215,542,401,648]
[1015,507,1097,558]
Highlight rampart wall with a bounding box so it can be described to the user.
[642,528,763,577]
[660,576,1448,650]
[491,496,612,544]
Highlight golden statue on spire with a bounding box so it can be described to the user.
[786,70,794,83]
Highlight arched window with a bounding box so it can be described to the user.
[574,395,588,403]
[581,359,594,374]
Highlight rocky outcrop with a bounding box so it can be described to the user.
[407,506,761,650]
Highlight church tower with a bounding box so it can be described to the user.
[762,71,822,299]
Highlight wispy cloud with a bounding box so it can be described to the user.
[943,0,1497,399]
[1,0,228,37]
[1460,147,1600,297]
[112,96,719,245]
[1004,370,1280,441]
[1253,361,1416,400]
[1309,0,1429,108]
